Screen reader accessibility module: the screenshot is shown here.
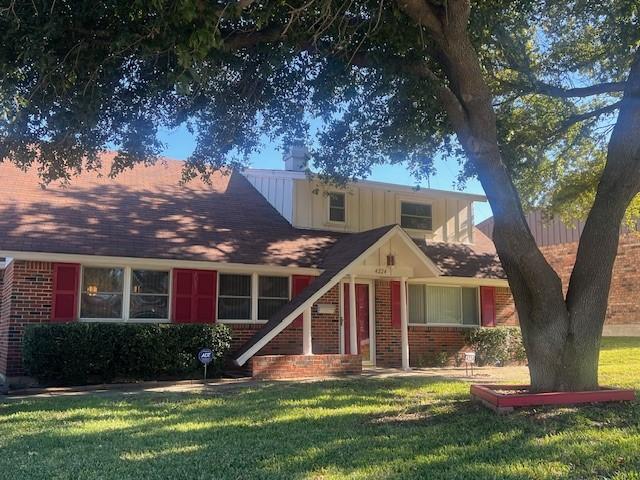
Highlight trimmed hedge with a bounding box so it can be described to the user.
[464,327,527,366]
[23,323,232,385]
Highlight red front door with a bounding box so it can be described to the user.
[343,283,371,361]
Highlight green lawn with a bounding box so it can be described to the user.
[1,338,640,480]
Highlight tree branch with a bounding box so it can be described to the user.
[221,26,284,51]
[551,101,621,139]
[397,0,444,39]
[533,80,627,98]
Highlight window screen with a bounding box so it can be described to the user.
[400,202,432,230]
[218,274,252,320]
[81,267,124,318]
[130,270,169,319]
[258,276,289,320]
[329,192,346,222]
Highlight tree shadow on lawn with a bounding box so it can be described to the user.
[1,376,639,479]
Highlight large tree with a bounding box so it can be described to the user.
[1,1,639,391]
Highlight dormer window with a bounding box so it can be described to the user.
[401,202,432,231]
[328,192,346,223]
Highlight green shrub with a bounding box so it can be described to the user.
[23,323,232,385]
[464,327,526,366]
[416,351,450,368]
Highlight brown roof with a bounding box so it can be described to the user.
[233,225,397,362]
[0,153,340,268]
[414,229,506,279]
[1,152,504,278]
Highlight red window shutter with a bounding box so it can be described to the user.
[172,269,195,323]
[390,281,401,329]
[480,286,496,327]
[172,269,217,323]
[51,263,80,322]
[194,270,217,323]
[291,275,314,327]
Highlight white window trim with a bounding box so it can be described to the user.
[398,199,434,233]
[217,272,292,324]
[407,283,480,328]
[78,265,172,323]
[327,191,347,224]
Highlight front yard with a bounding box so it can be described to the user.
[1,338,640,480]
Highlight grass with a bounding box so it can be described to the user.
[1,338,640,479]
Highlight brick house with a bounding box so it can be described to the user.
[0,150,510,381]
[478,211,640,336]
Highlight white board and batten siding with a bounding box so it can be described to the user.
[244,171,295,224]
[293,180,477,243]
[243,169,481,244]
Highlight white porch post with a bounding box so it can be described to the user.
[302,307,313,355]
[349,274,358,355]
[400,276,410,370]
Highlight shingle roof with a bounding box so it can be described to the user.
[233,225,398,364]
[0,152,504,279]
[414,229,506,279]
[0,153,341,268]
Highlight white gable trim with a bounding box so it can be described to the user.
[234,225,440,366]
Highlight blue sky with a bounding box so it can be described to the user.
[159,125,494,223]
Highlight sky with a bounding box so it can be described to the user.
[158,125,494,223]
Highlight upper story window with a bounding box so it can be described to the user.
[81,267,124,319]
[258,276,289,320]
[400,201,432,231]
[130,270,169,319]
[328,192,346,223]
[218,274,252,320]
[408,284,478,326]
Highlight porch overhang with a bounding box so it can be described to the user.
[233,224,440,366]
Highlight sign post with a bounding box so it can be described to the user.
[464,351,476,376]
[197,348,214,383]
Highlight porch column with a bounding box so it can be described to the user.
[400,276,410,370]
[302,307,313,355]
[349,274,358,355]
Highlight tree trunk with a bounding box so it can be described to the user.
[397,0,640,392]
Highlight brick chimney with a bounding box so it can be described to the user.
[283,144,309,172]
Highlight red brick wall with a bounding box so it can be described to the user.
[496,287,517,326]
[0,261,54,376]
[374,280,401,367]
[499,233,640,330]
[250,354,361,380]
[373,280,468,367]
[408,326,469,366]
[229,284,341,356]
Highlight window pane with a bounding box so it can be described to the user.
[462,288,479,325]
[259,276,288,298]
[258,298,289,320]
[426,286,461,324]
[401,202,431,217]
[400,202,432,230]
[329,207,345,222]
[81,293,123,319]
[219,274,251,296]
[82,267,123,293]
[329,192,345,208]
[130,295,168,319]
[408,284,426,324]
[132,270,168,294]
[218,297,251,320]
[401,215,432,230]
[81,267,124,318]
